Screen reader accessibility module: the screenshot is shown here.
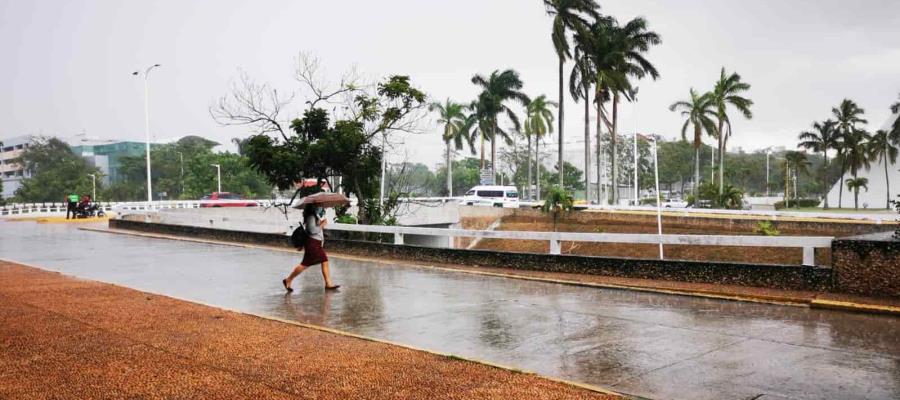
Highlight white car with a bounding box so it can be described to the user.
[663,198,689,208]
[460,185,519,208]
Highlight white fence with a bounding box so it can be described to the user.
[325,223,832,266]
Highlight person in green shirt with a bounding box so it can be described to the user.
[66,193,79,219]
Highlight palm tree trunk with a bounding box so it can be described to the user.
[822,154,829,209]
[794,169,799,209]
[611,92,619,204]
[838,158,845,208]
[694,146,700,198]
[854,188,859,210]
[583,86,591,202]
[480,132,485,170]
[446,142,452,197]
[885,155,891,209]
[596,92,604,204]
[526,135,532,200]
[717,119,725,195]
[557,56,565,188]
[536,138,542,201]
[491,120,497,184]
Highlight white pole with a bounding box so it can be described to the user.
[379,133,386,206]
[651,137,664,259]
[88,174,96,200]
[633,131,638,205]
[135,64,160,204]
[211,164,221,193]
[766,151,770,197]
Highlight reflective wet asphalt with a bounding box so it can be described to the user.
[2,222,899,400]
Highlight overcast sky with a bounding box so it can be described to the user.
[1,0,898,168]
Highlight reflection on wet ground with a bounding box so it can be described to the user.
[2,222,899,400]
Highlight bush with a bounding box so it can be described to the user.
[688,182,744,209]
[774,198,820,210]
[755,221,780,236]
[335,214,357,224]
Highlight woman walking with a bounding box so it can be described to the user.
[283,204,340,292]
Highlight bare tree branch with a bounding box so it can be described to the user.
[209,70,294,142]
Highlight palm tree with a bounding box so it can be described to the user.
[710,68,753,195]
[846,177,869,210]
[868,129,900,208]
[669,89,718,197]
[430,99,474,197]
[525,95,557,200]
[841,128,873,199]
[570,38,595,200]
[798,120,839,208]
[784,151,810,208]
[832,99,868,208]
[544,0,601,187]
[471,70,530,183]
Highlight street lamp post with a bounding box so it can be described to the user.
[211,164,221,194]
[133,64,161,204]
[176,151,184,195]
[766,150,772,197]
[87,174,96,200]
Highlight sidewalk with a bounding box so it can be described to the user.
[0,261,617,400]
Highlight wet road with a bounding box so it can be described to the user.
[2,222,899,400]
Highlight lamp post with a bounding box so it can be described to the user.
[211,164,221,194]
[87,174,96,200]
[133,64,162,204]
[176,151,184,195]
[765,149,772,197]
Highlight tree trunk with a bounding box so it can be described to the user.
[854,188,859,210]
[822,153,829,209]
[526,135,532,200]
[596,91,604,204]
[611,92,619,204]
[446,141,452,197]
[558,56,565,188]
[583,86,591,202]
[536,138,541,201]
[491,119,497,184]
[694,146,700,198]
[886,155,891,209]
[480,131,486,170]
[717,119,725,195]
[838,158,845,208]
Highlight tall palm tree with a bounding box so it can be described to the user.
[471,70,530,183]
[784,151,810,208]
[846,177,869,210]
[868,129,900,209]
[525,95,557,200]
[544,0,601,187]
[832,99,868,208]
[669,89,718,197]
[841,127,873,208]
[798,120,839,208]
[570,40,595,199]
[710,68,753,195]
[430,99,474,197]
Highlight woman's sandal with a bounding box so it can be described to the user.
[283,279,293,293]
[325,285,341,291]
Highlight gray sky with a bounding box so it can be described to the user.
[1,0,898,169]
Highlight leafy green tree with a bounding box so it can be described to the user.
[557,161,585,191]
[710,67,753,194]
[670,89,718,197]
[430,99,474,196]
[432,158,482,196]
[524,95,556,200]
[544,0,600,187]
[846,177,869,210]
[470,69,529,180]
[541,185,574,231]
[12,137,103,202]
[832,99,868,208]
[869,129,900,208]
[798,120,839,208]
[656,139,695,194]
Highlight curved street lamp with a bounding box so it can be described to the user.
[132,64,162,203]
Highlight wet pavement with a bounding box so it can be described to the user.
[2,221,899,400]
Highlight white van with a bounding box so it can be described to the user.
[460,185,519,208]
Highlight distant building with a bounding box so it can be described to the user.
[0,135,35,199]
[67,138,148,185]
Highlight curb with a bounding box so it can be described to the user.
[0,257,627,399]
[79,226,900,317]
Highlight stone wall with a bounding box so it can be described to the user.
[832,232,900,298]
[110,219,831,292]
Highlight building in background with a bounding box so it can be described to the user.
[0,135,36,199]
[67,138,148,185]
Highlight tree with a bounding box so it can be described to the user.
[555,161,585,191]
[869,129,900,209]
[12,137,102,202]
[541,185,574,232]
[524,95,556,200]
[569,39,594,199]
[784,151,810,207]
[832,99,868,208]
[470,69,530,182]
[798,120,839,208]
[670,89,718,197]
[710,68,753,195]
[840,128,873,206]
[429,99,474,196]
[544,0,601,187]
[846,177,869,210]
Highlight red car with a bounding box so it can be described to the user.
[199,192,259,208]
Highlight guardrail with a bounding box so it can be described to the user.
[324,223,832,267]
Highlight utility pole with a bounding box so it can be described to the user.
[133,64,162,203]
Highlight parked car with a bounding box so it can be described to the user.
[460,185,519,208]
[199,192,258,208]
[663,198,689,208]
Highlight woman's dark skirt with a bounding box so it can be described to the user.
[301,238,328,266]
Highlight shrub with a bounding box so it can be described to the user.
[335,214,357,224]
[755,221,780,236]
[773,198,820,210]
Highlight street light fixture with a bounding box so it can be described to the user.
[133,63,162,204]
[211,164,221,194]
[87,174,96,201]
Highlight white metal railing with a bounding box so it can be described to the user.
[324,223,832,266]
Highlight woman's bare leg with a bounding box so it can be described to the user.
[285,263,308,288]
[321,261,339,289]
